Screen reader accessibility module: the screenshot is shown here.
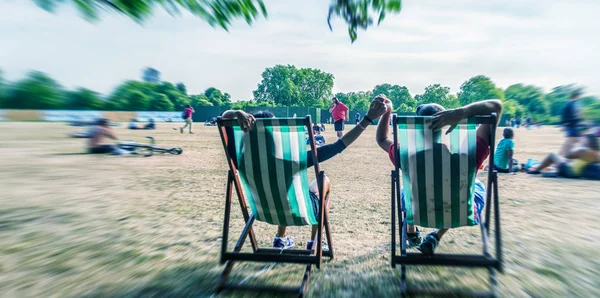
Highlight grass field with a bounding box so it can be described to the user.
[0,122,598,298]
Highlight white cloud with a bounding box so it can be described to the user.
[0,0,598,100]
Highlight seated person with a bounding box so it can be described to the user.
[313,123,321,135]
[494,128,517,173]
[527,134,599,178]
[128,119,139,130]
[376,95,502,255]
[88,119,120,154]
[144,118,155,130]
[221,98,388,250]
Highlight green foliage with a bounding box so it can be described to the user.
[231,99,276,110]
[253,65,334,107]
[189,94,213,107]
[457,75,504,106]
[414,84,459,110]
[176,83,187,95]
[65,88,104,110]
[505,84,547,115]
[124,91,150,111]
[3,71,65,109]
[583,101,600,123]
[149,93,175,111]
[372,83,415,112]
[34,0,403,43]
[0,69,6,105]
[204,87,228,106]
[328,0,403,42]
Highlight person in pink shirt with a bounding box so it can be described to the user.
[329,97,349,138]
[180,105,195,134]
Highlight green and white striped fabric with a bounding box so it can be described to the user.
[232,118,318,226]
[397,116,478,229]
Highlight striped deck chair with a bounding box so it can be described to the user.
[390,114,503,297]
[216,116,333,297]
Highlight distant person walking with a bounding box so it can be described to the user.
[355,111,361,125]
[560,90,584,155]
[515,116,521,128]
[329,97,349,138]
[526,115,532,130]
[180,105,195,134]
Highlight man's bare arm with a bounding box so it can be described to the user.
[376,96,394,151]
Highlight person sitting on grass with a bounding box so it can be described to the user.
[88,118,124,155]
[376,95,503,255]
[221,97,388,251]
[144,118,155,130]
[494,128,517,173]
[527,134,599,178]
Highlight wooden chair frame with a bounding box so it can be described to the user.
[390,113,504,297]
[215,115,334,297]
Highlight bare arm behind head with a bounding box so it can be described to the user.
[428,99,503,142]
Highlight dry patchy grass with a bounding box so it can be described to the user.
[0,122,598,297]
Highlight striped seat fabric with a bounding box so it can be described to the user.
[232,118,317,226]
[397,116,478,229]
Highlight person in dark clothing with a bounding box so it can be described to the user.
[355,111,361,125]
[220,97,388,250]
[144,118,155,130]
[560,90,584,155]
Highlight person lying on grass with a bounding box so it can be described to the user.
[375,95,503,255]
[220,97,388,251]
[527,134,599,178]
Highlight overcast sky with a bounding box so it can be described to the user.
[1,0,598,100]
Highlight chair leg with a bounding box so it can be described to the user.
[298,264,313,298]
[216,260,235,292]
[400,264,407,296]
[489,266,498,298]
[324,211,334,259]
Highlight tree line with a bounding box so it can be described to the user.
[0,66,598,123]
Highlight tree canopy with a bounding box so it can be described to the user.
[253,65,334,107]
[34,0,402,42]
[1,67,598,124]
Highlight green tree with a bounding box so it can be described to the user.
[253,65,300,106]
[414,84,459,109]
[205,87,226,106]
[65,88,104,110]
[253,65,334,107]
[457,75,504,106]
[149,93,175,111]
[35,0,403,42]
[189,94,213,107]
[0,69,6,105]
[4,71,64,109]
[504,84,547,115]
[125,90,150,111]
[295,68,334,107]
[176,82,187,95]
[372,84,415,112]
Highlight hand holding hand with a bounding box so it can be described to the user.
[374,94,393,113]
[428,108,465,134]
[236,111,255,132]
[366,96,388,120]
